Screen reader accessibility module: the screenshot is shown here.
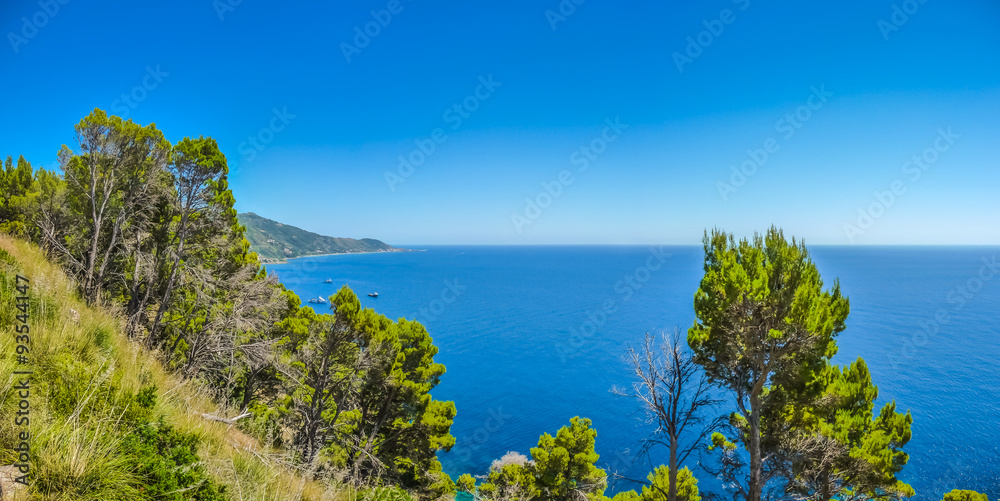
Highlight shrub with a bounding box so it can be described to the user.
[122,416,227,501]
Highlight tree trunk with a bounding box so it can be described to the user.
[669,434,678,501]
[83,214,101,304]
[125,233,147,337]
[83,167,101,305]
[302,356,331,463]
[183,328,205,376]
[240,369,256,410]
[748,393,762,501]
[820,466,831,501]
[148,214,189,346]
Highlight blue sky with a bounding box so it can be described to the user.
[1,0,998,245]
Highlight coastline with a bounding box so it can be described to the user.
[260,247,420,265]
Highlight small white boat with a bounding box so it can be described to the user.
[368,292,379,298]
[323,279,333,283]
[308,297,327,304]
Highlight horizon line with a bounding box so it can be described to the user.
[389,243,1000,247]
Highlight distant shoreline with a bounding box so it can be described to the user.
[260,248,419,265]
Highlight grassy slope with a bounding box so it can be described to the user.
[0,234,345,501]
[238,213,399,263]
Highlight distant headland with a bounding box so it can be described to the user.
[237,212,408,264]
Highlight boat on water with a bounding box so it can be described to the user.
[368,292,379,298]
[307,297,327,304]
[323,279,333,283]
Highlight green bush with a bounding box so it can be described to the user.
[240,401,287,448]
[942,490,988,501]
[122,416,227,501]
[362,485,415,501]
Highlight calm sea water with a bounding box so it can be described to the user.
[268,246,1000,499]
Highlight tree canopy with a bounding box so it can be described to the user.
[689,227,912,501]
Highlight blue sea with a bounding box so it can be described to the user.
[268,246,1000,499]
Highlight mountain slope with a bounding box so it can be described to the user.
[238,212,401,263]
[0,234,342,500]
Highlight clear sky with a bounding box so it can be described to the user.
[2,0,998,245]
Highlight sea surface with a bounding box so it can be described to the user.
[267,246,1000,499]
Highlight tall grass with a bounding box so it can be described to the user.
[0,234,348,500]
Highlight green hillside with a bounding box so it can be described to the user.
[238,212,401,263]
[0,234,342,501]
